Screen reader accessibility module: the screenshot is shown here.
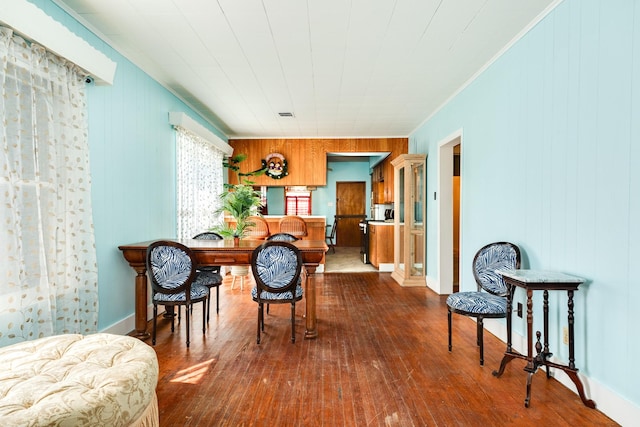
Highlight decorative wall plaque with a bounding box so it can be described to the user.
[262,152,288,179]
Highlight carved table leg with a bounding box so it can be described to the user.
[524,330,543,407]
[543,290,552,378]
[493,284,516,378]
[304,265,318,339]
[493,353,516,378]
[133,266,150,340]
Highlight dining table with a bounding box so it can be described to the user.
[118,238,328,340]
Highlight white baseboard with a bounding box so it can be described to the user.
[378,263,394,272]
[100,303,156,336]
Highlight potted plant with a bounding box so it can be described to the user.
[212,154,265,242]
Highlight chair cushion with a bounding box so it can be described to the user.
[446,291,507,316]
[251,284,303,301]
[153,283,209,303]
[195,270,223,287]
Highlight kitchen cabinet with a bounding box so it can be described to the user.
[371,161,394,204]
[391,154,426,286]
[369,222,394,270]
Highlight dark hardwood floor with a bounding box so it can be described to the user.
[150,272,617,426]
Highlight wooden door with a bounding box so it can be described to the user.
[336,182,366,247]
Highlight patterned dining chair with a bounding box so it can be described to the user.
[146,241,209,347]
[232,216,270,290]
[446,241,521,365]
[250,241,303,344]
[192,232,224,319]
[267,233,299,242]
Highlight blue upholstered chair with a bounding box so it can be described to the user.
[267,233,298,242]
[447,241,521,365]
[146,241,209,348]
[193,232,224,320]
[250,241,303,344]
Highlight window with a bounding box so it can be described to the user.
[175,127,224,238]
[285,187,311,216]
[0,26,98,345]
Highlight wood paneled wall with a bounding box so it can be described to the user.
[228,138,408,186]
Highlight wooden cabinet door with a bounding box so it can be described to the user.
[369,225,379,267]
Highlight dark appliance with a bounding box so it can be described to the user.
[358,219,370,264]
[384,209,394,221]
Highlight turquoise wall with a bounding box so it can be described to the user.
[411,0,639,410]
[266,161,372,218]
[320,161,372,220]
[31,0,227,331]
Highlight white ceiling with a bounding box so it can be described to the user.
[54,0,556,139]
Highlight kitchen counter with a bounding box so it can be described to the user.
[262,215,326,219]
[369,222,394,271]
[225,215,326,241]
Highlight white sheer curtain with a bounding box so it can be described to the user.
[0,27,98,346]
[176,126,224,239]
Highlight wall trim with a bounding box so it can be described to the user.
[169,112,233,155]
[0,0,116,85]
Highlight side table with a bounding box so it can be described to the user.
[492,269,596,409]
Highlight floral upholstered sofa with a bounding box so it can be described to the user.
[0,333,159,427]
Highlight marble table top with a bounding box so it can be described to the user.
[497,269,585,284]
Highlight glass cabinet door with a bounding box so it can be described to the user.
[396,166,405,274]
[392,154,426,287]
[409,161,424,278]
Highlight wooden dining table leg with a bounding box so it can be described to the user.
[133,265,151,339]
[303,264,319,339]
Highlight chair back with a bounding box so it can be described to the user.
[268,233,299,242]
[245,216,270,240]
[146,241,197,300]
[192,232,223,272]
[328,216,337,239]
[193,232,223,240]
[472,241,521,296]
[251,241,303,299]
[279,215,307,238]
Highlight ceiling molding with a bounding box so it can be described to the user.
[0,0,116,85]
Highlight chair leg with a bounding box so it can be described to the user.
[206,293,211,322]
[152,304,158,345]
[202,300,207,334]
[291,302,296,343]
[478,317,484,366]
[216,286,219,314]
[257,303,263,344]
[448,309,452,352]
[185,303,191,348]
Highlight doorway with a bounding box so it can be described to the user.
[335,181,366,247]
[436,132,462,295]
